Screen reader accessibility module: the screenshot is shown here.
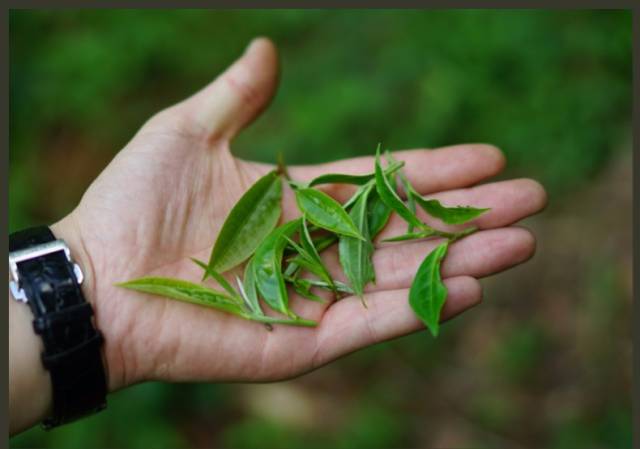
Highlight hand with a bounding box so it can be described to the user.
[51,38,547,392]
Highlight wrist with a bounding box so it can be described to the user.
[50,217,97,311]
[49,217,116,392]
[9,220,112,432]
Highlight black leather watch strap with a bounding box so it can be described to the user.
[10,226,107,428]
[9,226,56,252]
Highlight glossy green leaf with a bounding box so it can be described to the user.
[253,219,301,317]
[367,188,393,237]
[300,218,335,288]
[313,233,338,252]
[409,241,449,337]
[118,276,316,327]
[240,257,264,316]
[397,170,417,232]
[283,237,329,283]
[290,278,326,303]
[191,258,238,299]
[207,170,282,274]
[374,148,425,231]
[412,194,490,225]
[382,225,478,243]
[307,159,404,187]
[117,277,244,316]
[339,184,375,297]
[288,277,354,295]
[283,231,336,279]
[342,183,370,211]
[295,188,364,240]
[309,172,378,187]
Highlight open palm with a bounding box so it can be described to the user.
[52,38,546,392]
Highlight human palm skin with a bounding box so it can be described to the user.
[51,38,547,392]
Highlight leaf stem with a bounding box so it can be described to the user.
[276,151,291,180]
[443,226,478,242]
[247,314,318,327]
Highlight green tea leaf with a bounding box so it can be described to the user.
[412,194,490,225]
[286,277,354,295]
[309,173,378,187]
[283,237,330,283]
[313,234,338,253]
[397,170,417,232]
[307,160,404,187]
[290,278,326,303]
[295,188,364,240]
[339,184,375,298]
[342,183,370,211]
[284,231,338,279]
[367,188,393,237]
[300,218,335,288]
[191,258,238,299]
[253,219,301,317]
[409,241,449,337]
[207,170,282,274]
[118,276,316,327]
[374,147,425,231]
[382,226,478,243]
[117,277,245,316]
[240,257,264,316]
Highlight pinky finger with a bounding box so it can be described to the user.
[312,276,482,367]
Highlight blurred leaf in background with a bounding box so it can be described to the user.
[9,9,631,449]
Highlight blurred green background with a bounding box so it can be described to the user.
[9,9,632,449]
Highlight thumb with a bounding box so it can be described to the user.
[183,37,279,143]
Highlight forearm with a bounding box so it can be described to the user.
[9,281,52,434]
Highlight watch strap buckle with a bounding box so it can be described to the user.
[8,239,83,303]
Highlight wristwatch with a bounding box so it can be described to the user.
[9,226,107,429]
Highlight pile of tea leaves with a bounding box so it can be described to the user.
[118,145,488,336]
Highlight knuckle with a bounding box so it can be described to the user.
[223,69,262,107]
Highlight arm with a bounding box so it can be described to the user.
[9,286,52,434]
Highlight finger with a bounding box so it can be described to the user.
[376,178,547,241]
[288,144,506,202]
[312,276,481,367]
[371,227,534,290]
[180,37,279,142]
[319,226,534,292]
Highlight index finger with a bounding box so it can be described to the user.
[288,143,506,202]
